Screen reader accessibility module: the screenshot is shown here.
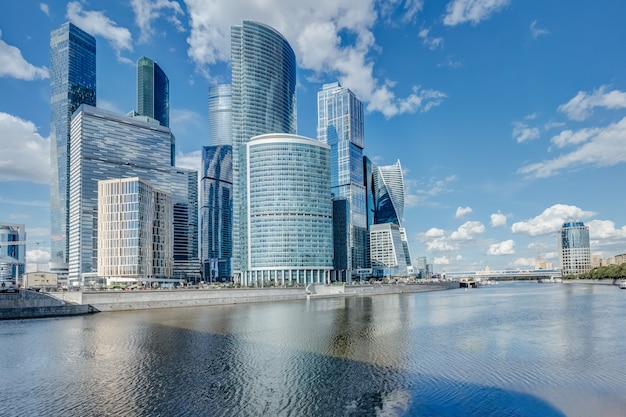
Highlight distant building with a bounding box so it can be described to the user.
[590,254,601,269]
[68,105,198,285]
[614,253,626,265]
[240,134,333,286]
[49,22,96,270]
[535,254,553,270]
[231,21,297,281]
[558,222,591,275]
[317,82,367,275]
[0,223,25,281]
[137,56,169,128]
[98,178,173,280]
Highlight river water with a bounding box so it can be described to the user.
[1,282,625,416]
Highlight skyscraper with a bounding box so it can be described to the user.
[137,56,169,128]
[240,134,333,286]
[68,105,198,284]
[49,23,96,271]
[0,223,25,281]
[317,82,367,275]
[231,21,297,280]
[559,222,591,275]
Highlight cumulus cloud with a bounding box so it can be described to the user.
[434,256,450,265]
[558,86,626,121]
[131,0,185,43]
[443,0,510,26]
[530,20,549,39]
[0,30,49,80]
[67,1,133,61]
[27,249,51,264]
[455,206,472,218]
[426,239,458,252]
[490,212,507,227]
[0,113,49,184]
[519,117,626,178]
[450,221,485,240]
[418,28,443,50]
[183,0,445,117]
[511,204,595,236]
[587,220,626,240]
[512,120,540,143]
[487,239,515,255]
[424,227,446,238]
[513,257,534,268]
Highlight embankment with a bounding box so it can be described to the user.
[0,290,92,320]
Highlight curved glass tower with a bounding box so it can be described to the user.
[231,21,297,279]
[49,23,96,270]
[241,134,333,286]
[559,222,591,275]
[208,84,232,146]
[137,56,169,128]
[374,160,405,226]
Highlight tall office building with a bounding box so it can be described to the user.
[98,178,173,280]
[317,82,367,275]
[137,56,169,128]
[68,105,198,284]
[49,23,96,270]
[231,21,297,280]
[559,222,591,275]
[369,223,409,277]
[201,84,233,281]
[240,134,333,286]
[0,223,25,281]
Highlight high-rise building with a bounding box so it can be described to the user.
[49,23,96,270]
[317,82,367,275]
[0,223,25,281]
[240,134,333,286]
[369,223,409,277]
[559,222,591,275]
[68,105,198,284]
[201,84,233,281]
[97,178,173,280]
[231,21,297,280]
[374,160,405,226]
[137,56,169,128]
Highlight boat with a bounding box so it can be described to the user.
[619,280,626,289]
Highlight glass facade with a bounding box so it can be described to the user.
[317,82,367,273]
[369,223,409,277]
[137,56,169,128]
[559,222,591,275]
[374,160,405,226]
[208,84,232,146]
[49,23,96,268]
[201,146,233,281]
[0,223,25,281]
[231,21,297,278]
[98,178,173,279]
[68,105,198,283]
[241,134,333,286]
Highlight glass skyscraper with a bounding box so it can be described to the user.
[317,82,367,275]
[374,160,405,226]
[137,56,169,128]
[240,134,333,286]
[49,22,96,270]
[68,105,198,284]
[0,223,25,281]
[559,222,591,275]
[231,21,297,280]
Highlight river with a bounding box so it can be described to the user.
[1,282,625,416]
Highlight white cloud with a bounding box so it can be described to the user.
[426,239,458,252]
[170,108,205,134]
[27,249,51,264]
[443,0,510,26]
[67,1,133,61]
[0,30,49,80]
[511,204,594,236]
[519,117,626,178]
[434,256,450,265]
[558,86,626,121]
[450,221,485,240]
[487,239,515,255]
[512,120,540,143]
[549,127,600,149]
[513,257,534,268]
[175,149,202,172]
[418,28,443,50]
[490,212,507,227]
[587,220,626,240]
[183,0,445,117]
[131,0,185,43]
[40,3,50,16]
[530,20,549,39]
[424,227,446,238]
[456,254,463,261]
[0,113,49,184]
[455,206,472,218]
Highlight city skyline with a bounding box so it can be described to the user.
[1,1,626,273]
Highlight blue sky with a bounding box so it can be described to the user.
[1,0,626,273]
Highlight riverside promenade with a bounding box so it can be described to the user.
[21,281,458,315]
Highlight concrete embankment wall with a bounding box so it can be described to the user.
[0,290,92,320]
[563,279,621,286]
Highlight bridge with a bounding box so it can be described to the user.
[444,268,562,281]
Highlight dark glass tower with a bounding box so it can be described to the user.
[49,22,96,270]
[137,56,169,128]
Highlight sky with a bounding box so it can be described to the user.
[1,0,626,274]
